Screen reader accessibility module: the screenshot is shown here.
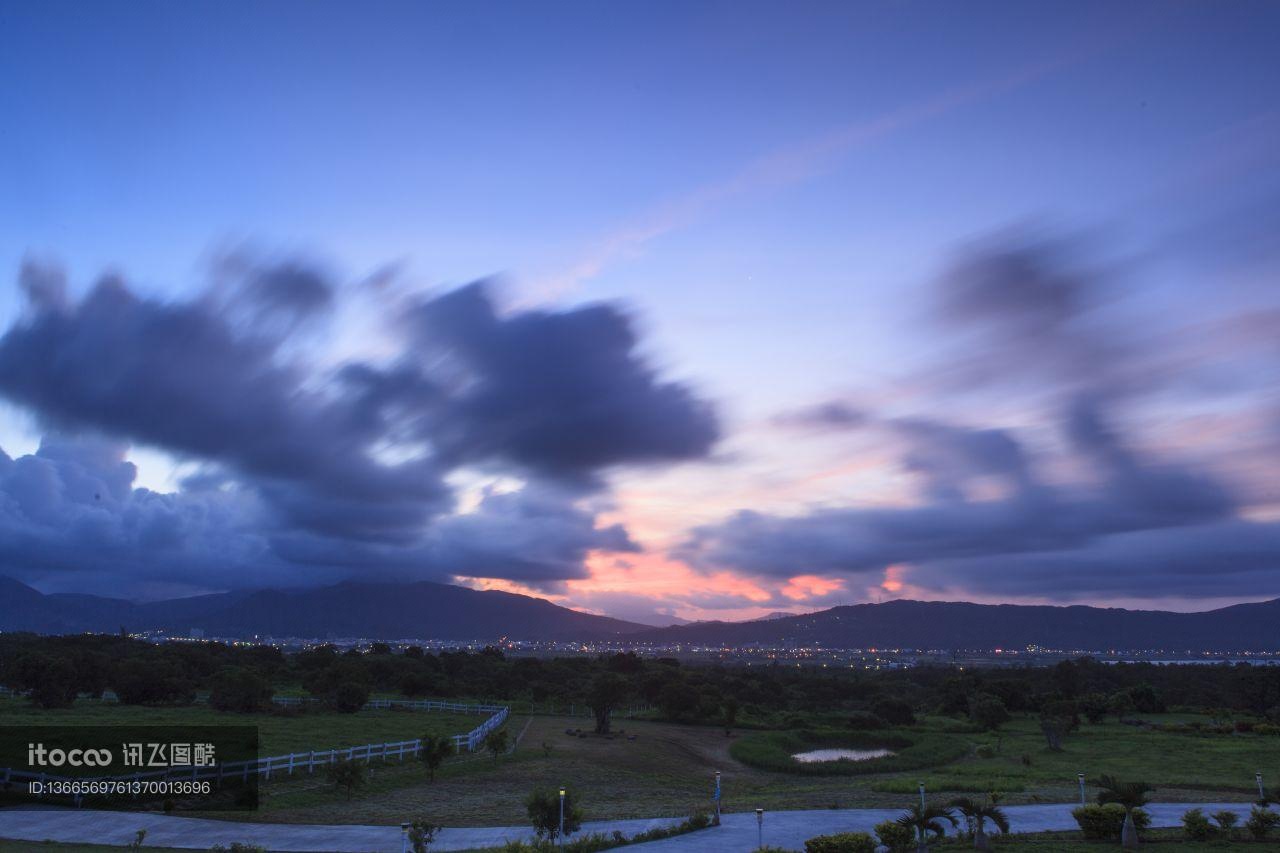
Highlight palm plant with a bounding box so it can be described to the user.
[1097,775,1154,849]
[896,801,959,852]
[949,793,1010,851]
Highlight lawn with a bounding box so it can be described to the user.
[4,704,1277,831]
[930,828,1280,850]
[0,696,481,756]
[248,711,1279,827]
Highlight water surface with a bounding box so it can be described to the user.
[791,748,894,763]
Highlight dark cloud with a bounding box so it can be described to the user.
[689,232,1274,602]
[773,401,868,430]
[396,283,720,485]
[0,264,717,595]
[0,435,278,594]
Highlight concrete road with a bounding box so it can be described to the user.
[0,801,1259,851]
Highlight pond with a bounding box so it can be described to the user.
[791,748,895,763]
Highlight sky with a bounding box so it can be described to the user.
[1,1,1278,624]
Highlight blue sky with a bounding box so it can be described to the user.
[1,1,1278,621]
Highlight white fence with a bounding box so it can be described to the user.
[0,699,509,796]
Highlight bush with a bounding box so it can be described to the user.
[968,693,1010,732]
[874,819,916,851]
[847,711,885,730]
[1182,808,1214,841]
[871,697,916,726]
[527,787,583,841]
[975,744,996,759]
[805,831,877,853]
[325,757,366,799]
[1212,810,1239,832]
[1071,804,1150,840]
[208,667,272,713]
[1247,805,1280,840]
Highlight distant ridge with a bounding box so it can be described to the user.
[631,597,1280,652]
[0,577,646,641]
[3,576,1278,650]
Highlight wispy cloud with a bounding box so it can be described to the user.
[528,47,1092,299]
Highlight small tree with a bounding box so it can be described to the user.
[486,728,509,764]
[1097,775,1153,849]
[950,794,1009,851]
[526,786,582,841]
[326,757,366,799]
[1108,691,1136,724]
[408,819,442,853]
[209,667,273,713]
[586,673,628,734]
[968,694,1010,733]
[418,735,453,782]
[27,657,80,710]
[1247,805,1280,840]
[896,801,957,852]
[1038,700,1078,751]
[723,697,740,734]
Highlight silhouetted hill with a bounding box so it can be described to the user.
[0,578,646,640]
[633,598,1280,652]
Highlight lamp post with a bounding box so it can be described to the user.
[918,780,926,808]
[559,787,566,847]
[1078,773,1086,806]
[755,808,764,850]
[400,822,410,853]
[713,770,722,825]
[1258,771,1266,802]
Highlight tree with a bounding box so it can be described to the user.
[659,681,700,722]
[326,757,366,799]
[486,728,509,764]
[896,801,958,853]
[1038,699,1079,751]
[1079,693,1109,725]
[209,667,272,713]
[408,820,442,853]
[1108,691,1136,724]
[418,735,453,782]
[968,694,1010,733]
[526,787,582,841]
[1097,775,1154,849]
[330,681,370,713]
[949,794,1009,851]
[872,697,916,726]
[24,656,79,709]
[723,697,740,733]
[586,673,628,734]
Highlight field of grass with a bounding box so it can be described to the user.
[0,696,480,756]
[5,701,1279,831]
[246,710,1280,827]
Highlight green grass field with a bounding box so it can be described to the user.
[0,696,481,756]
[4,701,1279,832]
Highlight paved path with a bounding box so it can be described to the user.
[0,802,1258,851]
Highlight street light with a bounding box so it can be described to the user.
[400,822,410,853]
[918,780,926,808]
[559,787,566,847]
[1258,771,1266,801]
[713,770,722,825]
[1078,773,1086,806]
[755,808,764,850]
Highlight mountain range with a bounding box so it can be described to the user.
[3,576,1279,650]
[0,576,645,640]
[635,597,1280,652]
